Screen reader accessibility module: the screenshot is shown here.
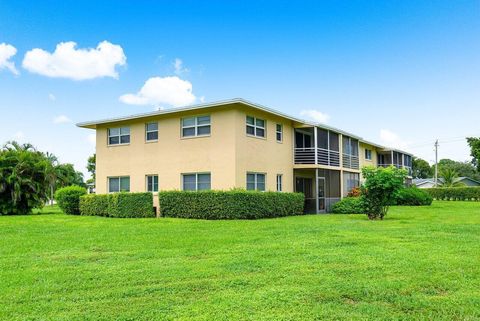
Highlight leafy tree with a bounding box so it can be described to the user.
[439,168,465,187]
[467,137,480,172]
[361,166,407,220]
[87,154,96,181]
[437,159,480,181]
[0,141,86,214]
[56,163,86,188]
[0,141,50,214]
[412,157,433,179]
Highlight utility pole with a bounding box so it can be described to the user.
[434,139,439,187]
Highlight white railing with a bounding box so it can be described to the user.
[342,154,360,170]
[294,148,340,166]
[294,148,316,164]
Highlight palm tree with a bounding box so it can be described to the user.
[0,141,50,214]
[44,152,60,205]
[439,168,465,187]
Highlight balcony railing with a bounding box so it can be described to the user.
[294,148,340,166]
[342,154,360,170]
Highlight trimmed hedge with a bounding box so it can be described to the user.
[394,188,433,206]
[331,197,365,214]
[424,187,480,201]
[108,192,154,218]
[158,190,305,219]
[55,186,87,215]
[79,194,109,216]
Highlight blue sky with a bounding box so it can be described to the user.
[1,1,479,177]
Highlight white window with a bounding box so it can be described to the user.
[182,173,211,191]
[365,149,372,160]
[108,127,130,145]
[247,173,266,191]
[145,122,158,142]
[146,175,159,192]
[181,116,211,137]
[246,116,266,138]
[108,176,130,193]
[276,174,283,192]
[276,124,283,142]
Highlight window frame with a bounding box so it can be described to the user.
[145,122,159,142]
[276,174,283,192]
[246,172,266,191]
[365,149,372,161]
[107,127,130,146]
[181,115,211,138]
[246,115,266,138]
[146,174,159,192]
[181,172,211,191]
[276,124,283,142]
[108,176,130,193]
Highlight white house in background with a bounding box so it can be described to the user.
[413,177,480,188]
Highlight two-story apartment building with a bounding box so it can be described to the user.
[77,98,413,213]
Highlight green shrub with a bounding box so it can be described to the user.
[395,188,433,206]
[79,194,109,216]
[54,186,87,215]
[331,197,365,214]
[424,187,480,201]
[361,166,408,220]
[158,190,305,219]
[108,192,154,218]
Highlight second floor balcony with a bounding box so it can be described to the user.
[378,151,413,176]
[294,127,359,170]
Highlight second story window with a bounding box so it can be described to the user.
[276,124,283,142]
[365,149,372,160]
[181,116,211,137]
[108,127,130,145]
[246,116,265,138]
[145,122,158,142]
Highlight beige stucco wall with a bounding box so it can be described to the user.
[233,106,295,192]
[359,142,378,171]
[95,103,296,196]
[95,106,237,195]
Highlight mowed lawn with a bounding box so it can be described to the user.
[1,202,479,321]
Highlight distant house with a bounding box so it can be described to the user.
[413,177,480,188]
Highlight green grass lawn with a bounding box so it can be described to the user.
[1,201,479,321]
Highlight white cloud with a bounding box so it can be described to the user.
[53,115,72,124]
[48,93,56,101]
[0,43,19,75]
[173,58,188,75]
[87,133,96,146]
[299,109,330,124]
[379,129,409,150]
[119,76,196,107]
[199,96,205,103]
[22,41,126,80]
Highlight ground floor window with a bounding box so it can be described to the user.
[182,173,211,191]
[343,171,360,196]
[276,174,283,192]
[247,173,266,191]
[146,175,159,192]
[108,176,130,193]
